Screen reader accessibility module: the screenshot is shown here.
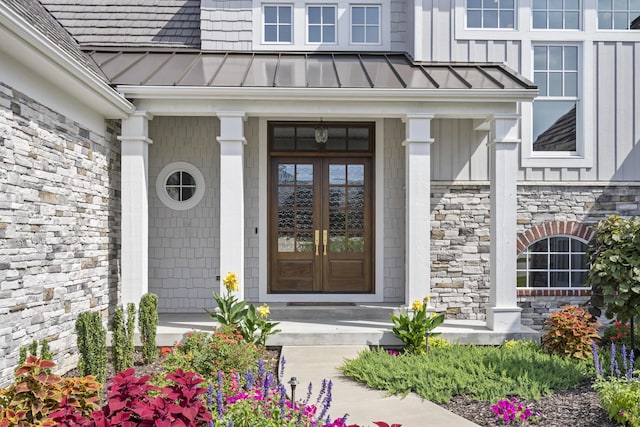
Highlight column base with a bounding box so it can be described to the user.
[486,306,522,332]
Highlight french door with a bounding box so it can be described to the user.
[268,124,374,293]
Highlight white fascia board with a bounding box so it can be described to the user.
[0,3,133,118]
[118,86,538,104]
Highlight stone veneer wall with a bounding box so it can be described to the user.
[0,83,120,387]
[430,183,640,329]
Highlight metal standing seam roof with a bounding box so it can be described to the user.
[88,51,536,91]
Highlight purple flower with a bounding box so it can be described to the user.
[628,350,636,381]
[591,342,604,376]
[611,342,617,376]
[318,380,333,421]
[279,355,286,381]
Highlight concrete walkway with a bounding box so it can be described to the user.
[281,345,479,427]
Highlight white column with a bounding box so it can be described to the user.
[119,111,153,306]
[217,112,246,299]
[486,115,522,331]
[404,114,434,305]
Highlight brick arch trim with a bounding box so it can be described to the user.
[516,221,595,255]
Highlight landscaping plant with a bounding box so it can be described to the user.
[75,310,107,383]
[126,302,136,368]
[603,320,640,347]
[592,342,640,426]
[18,339,53,367]
[111,303,136,373]
[389,296,445,354]
[541,305,600,360]
[139,293,158,364]
[490,398,542,425]
[207,272,280,346]
[588,215,640,349]
[341,344,591,403]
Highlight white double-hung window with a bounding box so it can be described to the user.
[351,5,380,43]
[532,45,579,152]
[598,0,640,29]
[264,4,293,43]
[532,0,581,29]
[307,5,337,43]
[466,0,516,28]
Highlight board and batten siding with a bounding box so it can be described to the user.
[419,0,640,183]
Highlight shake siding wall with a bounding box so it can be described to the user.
[148,117,219,313]
[0,83,120,386]
[244,118,260,302]
[383,119,406,302]
[201,0,253,51]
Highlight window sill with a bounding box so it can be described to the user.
[517,288,591,297]
[521,154,593,168]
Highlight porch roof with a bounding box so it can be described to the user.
[89,50,535,92]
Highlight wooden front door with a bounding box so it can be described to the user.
[268,123,374,293]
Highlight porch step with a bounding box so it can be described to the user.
[145,311,539,347]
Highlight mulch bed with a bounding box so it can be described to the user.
[438,381,617,427]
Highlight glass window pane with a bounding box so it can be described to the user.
[571,239,587,251]
[279,6,291,23]
[278,164,294,184]
[352,7,364,24]
[323,7,335,23]
[265,25,277,42]
[181,186,194,201]
[329,164,346,185]
[533,101,577,151]
[529,239,548,252]
[296,233,313,253]
[348,188,365,208]
[565,46,578,69]
[564,73,577,97]
[278,210,294,230]
[533,11,547,28]
[533,0,547,9]
[295,187,313,207]
[572,253,587,269]
[325,139,347,151]
[549,236,569,251]
[279,25,291,42]
[534,46,547,69]
[549,11,564,27]
[309,7,321,24]
[599,0,613,9]
[468,0,482,7]
[348,210,364,230]
[549,271,569,287]
[296,210,313,230]
[548,72,563,95]
[278,187,294,207]
[329,211,346,230]
[366,27,379,43]
[613,11,628,28]
[181,172,195,186]
[632,0,640,8]
[348,165,365,185]
[349,139,369,151]
[278,232,294,252]
[296,164,313,185]
[366,7,379,24]
[467,10,483,27]
[265,6,277,23]
[517,270,527,287]
[483,0,498,8]
[166,172,180,186]
[347,233,365,253]
[352,26,364,42]
[329,232,346,252]
[566,0,580,10]
[530,253,548,268]
[323,26,335,43]
[613,0,626,9]
[550,0,564,8]
[499,10,515,27]
[549,46,563,69]
[502,0,515,8]
[550,253,569,269]
[598,11,613,28]
[309,26,321,43]
[166,186,180,201]
[571,271,588,287]
[534,72,548,96]
[273,139,294,151]
[565,11,580,28]
[530,271,548,287]
[484,10,499,27]
[329,187,346,208]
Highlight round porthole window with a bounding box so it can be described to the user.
[156,162,205,210]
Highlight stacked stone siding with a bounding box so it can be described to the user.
[428,183,640,329]
[0,83,120,387]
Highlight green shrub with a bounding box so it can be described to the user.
[125,302,136,367]
[603,320,640,348]
[139,293,158,364]
[160,327,262,381]
[18,339,53,366]
[75,311,107,384]
[542,305,600,359]
[341,344,591,403]
[594,378,640,426]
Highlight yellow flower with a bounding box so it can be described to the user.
[411,299,424,311]
[423,295,431,304]
[257,304,270,318]
[223,272,239,292]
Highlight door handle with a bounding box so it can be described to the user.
[323,230,328,255]
[314,230,320,256]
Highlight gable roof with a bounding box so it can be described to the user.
[39,0,201,48]
[2,0,104,77]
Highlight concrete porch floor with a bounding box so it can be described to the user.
[153,304,540,347]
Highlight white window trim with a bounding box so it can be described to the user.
[262,4,294,44]
[306,5,338,44]
[252,0,389,51]
[349,4,382,45]
[155,162,205,211]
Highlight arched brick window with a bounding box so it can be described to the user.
[516,221,594,294]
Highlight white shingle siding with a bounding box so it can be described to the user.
[201,1,253,51]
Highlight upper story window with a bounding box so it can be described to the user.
[351,5,380,43]
[597,0,640,29]
[264,5,293,43]
[517,236,589,288]
[532,0,581,29]
[532,45,578,152]
[308,5,337,43]
[466,0,515,28]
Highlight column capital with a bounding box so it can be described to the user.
[403,113,435,144]
[119,110,153,144]
[488,114,520,146]
[217,112,247,143]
